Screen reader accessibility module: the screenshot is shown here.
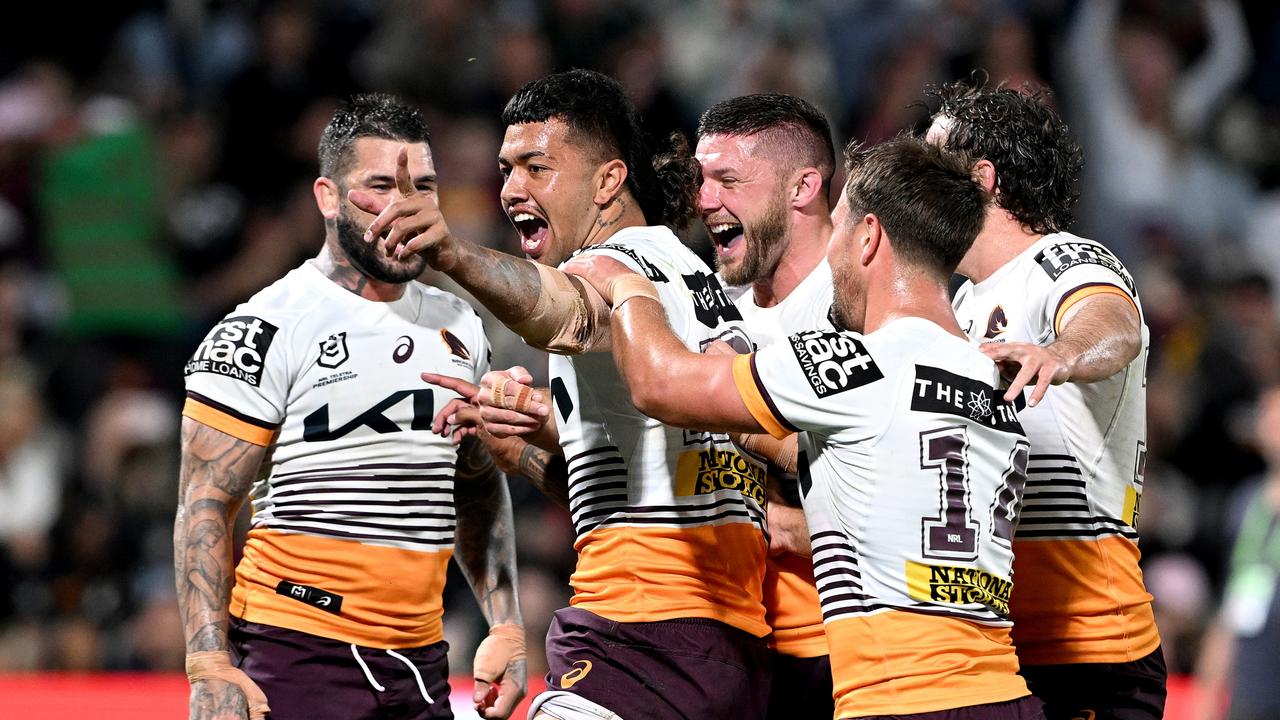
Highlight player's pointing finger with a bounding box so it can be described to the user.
[395,145,414,196]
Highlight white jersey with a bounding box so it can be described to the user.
[182,259,489,648]
[553,225,769,637]
[952,232,1159,665]
[734,318,1031,717]
[732,257,837,346]
[732,259,835,657]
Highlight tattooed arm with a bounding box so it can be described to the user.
[454,436,527,719]
[174,417,269,720]
[482,434,569,509]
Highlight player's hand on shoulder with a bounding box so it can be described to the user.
[563,254,635,306]
[980,341,1071,407]
[348,145,458,271]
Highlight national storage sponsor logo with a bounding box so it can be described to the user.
[185,315,279,386]
[905,560,1012,616]
[675,447,767,505]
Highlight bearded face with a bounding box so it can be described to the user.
[334,202,427,284]
[711,192,791,286]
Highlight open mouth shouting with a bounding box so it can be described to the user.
[509,208,550,259]
[705,218,745,265]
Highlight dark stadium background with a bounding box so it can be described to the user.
[0,0,1277,717]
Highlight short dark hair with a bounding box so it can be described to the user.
[927,78,1082,234]
[319,94,430,181]
[697,93,836,192]
[501,69,698,230]
[842,137,986,276]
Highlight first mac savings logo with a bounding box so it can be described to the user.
[185,315,279,386]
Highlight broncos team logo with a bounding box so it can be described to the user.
[983,306,1008,339]
[439,329,470,360]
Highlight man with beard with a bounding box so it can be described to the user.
[566,137,1045,719]
[360,70,773,720]
[175,95,526,720]
[696,93,836,719]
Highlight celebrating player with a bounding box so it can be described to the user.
[928,79,1165,720]
[696,93,837,719]
[174,95,525,720]
[359,70,773,719]
[567,137,1045,719]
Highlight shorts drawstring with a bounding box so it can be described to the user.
[387,649,434,704]
[350,644,434,705]
[351,644,386,692]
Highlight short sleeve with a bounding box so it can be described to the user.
[182,311,290,446]
[470,314,493,386]
[1032,240,1141,337]
[575,243,693,340]
[732,329,886,439]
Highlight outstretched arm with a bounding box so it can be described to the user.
[567,255,763,434]
[174,418,272,720]
[453,437,527,719]
[982,293,1142,405]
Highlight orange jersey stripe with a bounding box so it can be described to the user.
[828,611,1029,717]
[764,552,827,658]
[1053,284,1138,335]
[231,528,451,649]
[1010,536,1160,665]
[733,354,791,440]
[569,522,769,637]
[182,397,276,447]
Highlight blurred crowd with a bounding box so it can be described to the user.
[0,0,1278,704]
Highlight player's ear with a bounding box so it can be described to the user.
[314,177,341,220]
[972,159,998,196]
[593,158,629,207]
[790,167,824,210]
[861,214,881,266]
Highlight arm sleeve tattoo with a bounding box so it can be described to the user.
[173,418,267,654]
[453,436,522,627]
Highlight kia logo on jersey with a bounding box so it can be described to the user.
[318,332,349,369]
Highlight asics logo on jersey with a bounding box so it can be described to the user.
[302,388,435,441]
[790,330,883,398]
[560,660,592,689]
[983,306,1008,338]
[318,332,349,369]
[393,335,414,363]
[185,315,279,386]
